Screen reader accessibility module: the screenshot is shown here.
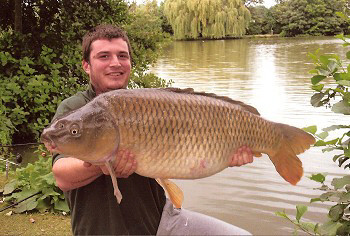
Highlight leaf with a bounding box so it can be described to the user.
[329,204,345,221]
[275,210,288,219]
[310,93,325,107]
[314,140,327,146]
[317,131,329,140]
[323,125,349,132]
[337,80,350,87]
[319,55,330,66]
[319,220,342,236]
[36,198,52,213]
[332,100,350,115]
[309,173,326,183]
[311,83,324,92]
[311,75,327,85]
[332,176,350,190]
[54,199,70,212]
[14,198,38,213]
[327,60,338,73]
[319,192,335,201]
[336,12,348,21]
[339,192,350,203]
[296,205,308,222]
[310,198,321,203]
[309,68,319,74]
[3,180,17,195]
[298,222,319,234]
[303,125,317,134]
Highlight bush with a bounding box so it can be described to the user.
[276,27,350,236]
[2,146,68,213]
[0,0,170,145]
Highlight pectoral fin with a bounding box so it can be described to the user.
[253,151,263,157]
[105,160,123,204]
[156,178,184,209]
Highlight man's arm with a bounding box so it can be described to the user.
[52,150,138,192]
[52,157,102,192]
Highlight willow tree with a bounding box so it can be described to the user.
[163,0,251,39]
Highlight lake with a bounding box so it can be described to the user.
[150,36,349,235]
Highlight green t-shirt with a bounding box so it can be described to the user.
[52,85,166,235]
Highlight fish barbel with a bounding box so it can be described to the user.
[41,88,315,207]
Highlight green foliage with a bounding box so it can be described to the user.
[163,0,251,39]
[0,0,170,145]
[276,174,350,235]
[276,28,350,236]
[0,35,85,144]
[125,0,171,87]
[243,0,263,8]
[269,0,349,36]
[246,6,274,35]
[2,146,68,213]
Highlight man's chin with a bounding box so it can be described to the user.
[108,82,129,90]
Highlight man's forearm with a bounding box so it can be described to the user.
[52,157,103,191]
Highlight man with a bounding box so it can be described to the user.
[52,24,253,235]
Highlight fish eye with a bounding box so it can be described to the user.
[71,129,79,135]
[58,123,64,129]
[69,124,80,136]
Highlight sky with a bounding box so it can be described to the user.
[133,0,277,8]
[262,0,276,8]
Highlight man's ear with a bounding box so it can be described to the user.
[82,60,90,74]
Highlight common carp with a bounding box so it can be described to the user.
[41,87,315,207]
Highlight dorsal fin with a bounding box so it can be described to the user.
[163,87,260,116]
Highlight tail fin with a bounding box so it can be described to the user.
[268,123,315,185]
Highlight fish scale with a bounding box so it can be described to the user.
[42,87,315,189]
[109,90,255,179]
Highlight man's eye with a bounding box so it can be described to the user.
[119,54,129,60]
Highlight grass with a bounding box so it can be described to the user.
[0,173,72,236]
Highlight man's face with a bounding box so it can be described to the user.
[83,38,131,95]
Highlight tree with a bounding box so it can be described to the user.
[0,0,169,144]
[163,0,251,39]
[125,0,172,88]
[243,0,263,8]
[246,5,272,34]
[270,0,349,36]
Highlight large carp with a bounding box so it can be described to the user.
[41,88,315,207]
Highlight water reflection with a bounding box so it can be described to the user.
[151,36,348,235]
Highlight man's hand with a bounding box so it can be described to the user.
[84,150,137,178]
[229,146,254,167]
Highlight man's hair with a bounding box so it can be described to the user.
[82,24,132,63]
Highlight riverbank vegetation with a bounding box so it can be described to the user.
[1,0,349,235]
[248,0,350,37]
[276,29,350,235]
[1,173,70,235]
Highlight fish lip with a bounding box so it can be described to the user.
[41,136,57,153]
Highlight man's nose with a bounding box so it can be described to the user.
[110,55,121,67]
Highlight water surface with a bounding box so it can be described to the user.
[151,36,349,235]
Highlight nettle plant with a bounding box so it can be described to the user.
[276,32,350,235]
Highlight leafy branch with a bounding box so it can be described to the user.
[276,15,350,236]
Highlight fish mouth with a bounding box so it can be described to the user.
[41,135,58,153]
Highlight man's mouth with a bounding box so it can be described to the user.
[107,72,123,76]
